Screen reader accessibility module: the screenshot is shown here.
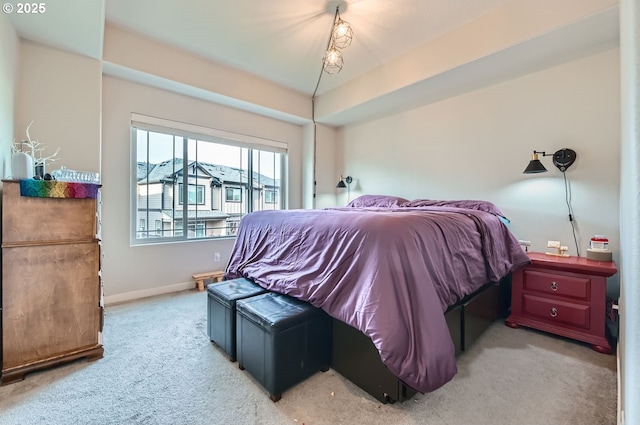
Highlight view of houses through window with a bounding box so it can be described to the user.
[133,123,285,243]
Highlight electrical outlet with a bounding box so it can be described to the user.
[547,240,561,248]
[213,252,221,262]
[518,240,531,252]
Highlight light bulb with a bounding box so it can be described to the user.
[332,18,353,49]
[326,48,340,65]
[335,21,350,37]
[323,45,343,74]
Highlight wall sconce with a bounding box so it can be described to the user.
[336,175,352,188]
[523,148,577,173]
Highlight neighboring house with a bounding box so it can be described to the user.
[136,158,280,239]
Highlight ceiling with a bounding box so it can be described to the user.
[103,0,519,96]
[8,0,515,96]
[6,0,620,125]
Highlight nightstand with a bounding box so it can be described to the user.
[506,252,617,354]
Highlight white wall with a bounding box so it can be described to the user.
[101,76,304,302]
[302,122,314,209]
[0,13,18,184]
[14,41,101,174]
[314,123,339,209]
[103,24,310,125]
[301,122,339,210]
[337,48,620,267]
[619,0,640,421]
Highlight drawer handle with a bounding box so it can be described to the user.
[550,281,558,291]
[550,307,558,317]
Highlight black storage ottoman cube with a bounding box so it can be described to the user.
[207,277,267,361]
[235,292,332,402]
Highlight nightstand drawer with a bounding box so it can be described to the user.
[507,252,617,353]
[522,294,590,329]
[523,270,590,300]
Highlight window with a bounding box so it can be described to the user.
[265,190,277,204]
[131,114,287,244]
[188,222,205,238]
[226,187,241,203]
[179,184,205,205]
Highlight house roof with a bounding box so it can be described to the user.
[137,158,279,188]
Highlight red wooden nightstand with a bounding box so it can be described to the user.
[506,252,617,354]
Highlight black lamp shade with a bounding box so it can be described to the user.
[337,175,352,188]
[523,159,548,174]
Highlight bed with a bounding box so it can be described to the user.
[225,195,530,402]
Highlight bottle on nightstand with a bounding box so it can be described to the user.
[587,235,613,262]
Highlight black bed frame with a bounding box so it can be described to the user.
[330,276,511,403]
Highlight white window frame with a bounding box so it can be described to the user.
[265,190,277,204]
[131,114,288,245]
[179,183,205,205]
[225,187,242,203]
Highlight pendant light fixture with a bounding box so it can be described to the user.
[323,44,344,74]
[332,14,353,49]
[322,6,353,75]
[311,3,354,207]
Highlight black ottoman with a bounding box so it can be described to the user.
[207,277,267,361]
[235,292,332,402]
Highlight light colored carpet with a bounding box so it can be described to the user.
[0,290,617,425]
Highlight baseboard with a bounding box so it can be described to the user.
[104,281,195,306]
[616,298,622,425]
[617,328,623,425]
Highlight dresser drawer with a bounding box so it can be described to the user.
[522,294,590,330]
[522,270,591,300]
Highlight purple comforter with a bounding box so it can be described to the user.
[225,205,530,393]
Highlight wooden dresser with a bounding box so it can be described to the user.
[1,180,103,384]
[506,252,617,354]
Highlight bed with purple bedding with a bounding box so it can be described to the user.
[225,195,530,398]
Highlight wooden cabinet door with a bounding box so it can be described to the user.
[2,242,101,369]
